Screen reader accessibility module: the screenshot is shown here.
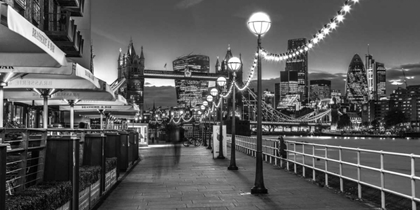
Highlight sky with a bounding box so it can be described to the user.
[91,0,420,108]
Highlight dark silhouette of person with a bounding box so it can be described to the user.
[278,135,287,159]
[79,122,86,129]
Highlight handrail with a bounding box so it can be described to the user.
[228,135,419,210]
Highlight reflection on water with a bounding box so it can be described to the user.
[264,135,420,155]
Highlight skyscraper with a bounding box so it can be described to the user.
[285,38,308,103]
[309,80,331,101]
[173,55,210,107]
[366,53,386,100]
[345,54,368,111]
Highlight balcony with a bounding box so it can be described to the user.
[57,0,84,17]
[44,12,83,57]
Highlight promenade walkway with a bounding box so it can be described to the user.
[98,144,375,210]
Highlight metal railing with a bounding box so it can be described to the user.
[228,135,420,210]
[1,128,47,195]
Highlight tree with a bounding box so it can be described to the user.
[384,108,407,129]
[337,114,351,129]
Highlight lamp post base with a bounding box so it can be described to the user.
[251,186,268,194]
[227,165,238,170]
[216,155,225,159]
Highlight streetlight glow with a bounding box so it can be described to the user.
[217,77,227,87]
[228,57,241,72]
[210,88,219,97]
[206,95,213,102]
[247,12,271,36]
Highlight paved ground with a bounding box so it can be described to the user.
[98,144,376,210]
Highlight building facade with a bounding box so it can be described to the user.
[345,54,368,112]
[215,46,244,119]
[117,40,145,116]
[309,80,331,102]
[285,38,308,103]
[365,54,386,100]
[173,54,210,107]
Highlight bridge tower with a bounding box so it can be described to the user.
[117,39,145,119]
[219,45,244,120]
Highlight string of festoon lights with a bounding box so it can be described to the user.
[262,0,360,62]
[201,0,361,118]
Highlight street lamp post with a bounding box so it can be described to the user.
[248,12,270,194]
[211,87,224,159]
[206,95,214,150]
[227,57,241,170]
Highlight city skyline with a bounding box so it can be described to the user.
[91,0,420,108]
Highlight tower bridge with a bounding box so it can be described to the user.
[142,69,228,81]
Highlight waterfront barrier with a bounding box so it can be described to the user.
[227,135,420,210]
[0,128,140,210]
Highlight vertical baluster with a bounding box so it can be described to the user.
[411,154,416,210]
[339,147,343,192]
[302,144,305,177]
[357,149,361,199]
[325,145,328,187]
[294,143,297,173]
[312,145,315,181]
[0,145,6,210]
[380,151,385,209]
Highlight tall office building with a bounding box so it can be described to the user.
[278,71,299,109]
[345,54,368,111]
[173,55,210,107]
[117,40,145,113]
[285,38,308,103]
[309,80,331,101]
[366,53,386,100]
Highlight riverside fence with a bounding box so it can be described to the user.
[227,135,420,210]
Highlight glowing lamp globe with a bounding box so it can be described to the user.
[203,101,208,106]
[247,12,271,36]
[217,77,226,87]
[200,105,206,110]
[206,95,213,102]
[210,88,219,97]
[228,57,241,72]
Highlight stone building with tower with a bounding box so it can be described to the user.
[215,46,244,119]
[116,39,145,119]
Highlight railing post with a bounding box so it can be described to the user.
[312,145,315,181]
[0,145,6,210]
[380,151,385,209]
[302,144,305,177]
[325,145,328,187]
[357,148,361,199]
[294,143,297,174]
[339,146,343,192]
[411,154,416,210]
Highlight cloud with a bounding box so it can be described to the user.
[175,0,204,9]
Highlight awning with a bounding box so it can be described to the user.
[5,62,101,89]
[14,94,127,106]
[0,3,66,67]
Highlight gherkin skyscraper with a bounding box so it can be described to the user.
[345,54,368,111]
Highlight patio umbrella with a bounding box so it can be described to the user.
[60,104,140,129]
[14,95,127,129]
[1,3,69,127]
[4,63,109,128]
